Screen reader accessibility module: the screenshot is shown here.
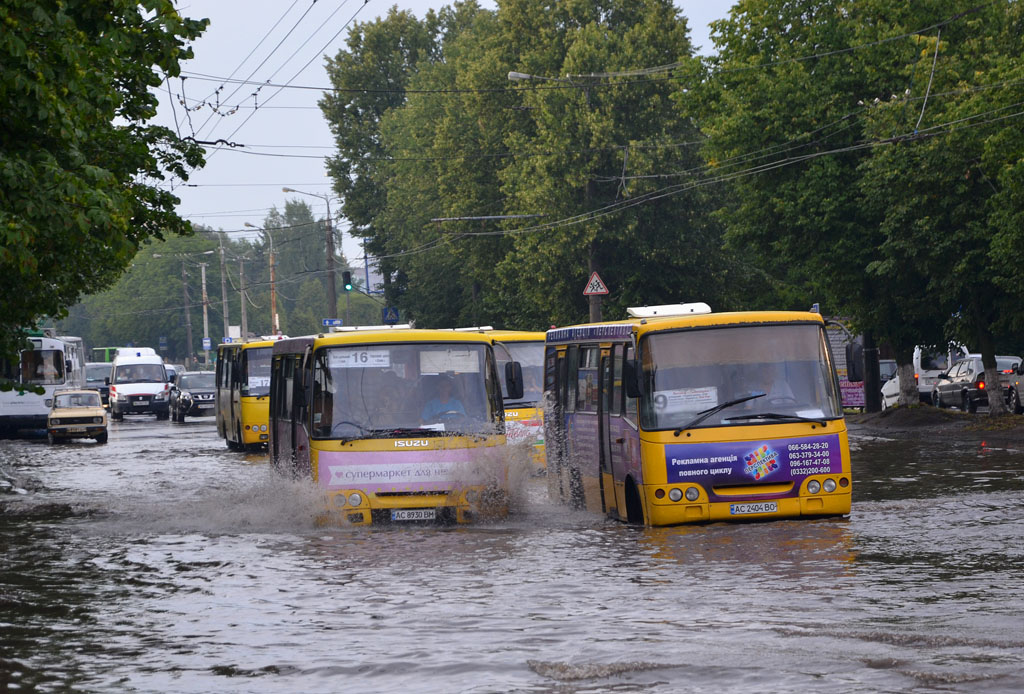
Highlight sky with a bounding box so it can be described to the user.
[155,0,736,265]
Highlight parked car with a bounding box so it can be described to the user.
[879,359,897,384]
[85,362,111,406]
[169,371,217,421]
[46,389,108,444]
[933,354,1022,413]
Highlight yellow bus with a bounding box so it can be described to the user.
[215,339,275,450]
[488,330,547,472]
[543,304,852,526]
[269,327,522,524]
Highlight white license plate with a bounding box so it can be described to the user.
[391,508,436,522]
[132,400,149,406]
[67,427,86,433]
[730,501,778,515]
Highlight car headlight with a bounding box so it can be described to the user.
[93,417,103,424]
[116,393,127,401]
[50,418,60,425]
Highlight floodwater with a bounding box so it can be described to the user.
[2,419,1023,693]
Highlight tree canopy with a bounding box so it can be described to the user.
[0,0,207,366]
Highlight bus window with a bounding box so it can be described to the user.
[623,345,637,424]
[22,350,64,385]
[576,346,600,413]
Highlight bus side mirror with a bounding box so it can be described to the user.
[505,362,524,400]
[624,360,643,398]
[65,360,73,374]
[845,343,864,382]
[104,377,110,385]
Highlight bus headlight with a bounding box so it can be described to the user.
[465,489,479,503]
[668,488,683,502]
[823,478,837,493]
[347,493,363,507]
[807,480,821,494]
[684,487,700,502]
[332,494,346,508]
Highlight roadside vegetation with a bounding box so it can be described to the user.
[4,0,1024,414]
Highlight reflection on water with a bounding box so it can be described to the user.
[2,425,1024,693]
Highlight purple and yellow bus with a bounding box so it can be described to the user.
[269,327,522,524]
[543,304,852,525]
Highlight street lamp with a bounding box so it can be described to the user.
[245,222,279,334]
[282,187,338,320]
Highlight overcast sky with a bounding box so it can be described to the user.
[155,0,735,262]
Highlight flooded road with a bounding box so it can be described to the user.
[2,419,1024,693]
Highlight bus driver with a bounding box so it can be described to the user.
[421,375,466,423]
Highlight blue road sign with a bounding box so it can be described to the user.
[381,307,400,324]
[202,337,212,350]
[322,318,344,327]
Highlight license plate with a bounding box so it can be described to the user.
[391,508,436,521]
[198,403,213,408]
[730,502,778,515]
[132,400,149,406]
[67,427,86,433]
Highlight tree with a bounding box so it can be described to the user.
[0,0,207,369]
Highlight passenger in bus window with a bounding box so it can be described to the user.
[422,375,466,422]
[744,363,797,406]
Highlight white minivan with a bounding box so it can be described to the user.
[107,348,170,420]
[915,344,968,404]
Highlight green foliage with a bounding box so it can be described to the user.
[0,0,207,364]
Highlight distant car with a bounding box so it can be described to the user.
[933,355,1022,413]
[164,363,185,383]
[85,362,112,406]
[47,389,108,444]
[169,371,217,421]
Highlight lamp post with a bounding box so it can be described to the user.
[282,187,338,320]
[508,70,602,321]
[245,222,278,334]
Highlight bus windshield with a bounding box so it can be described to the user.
[495,341,544,405]
[242,347,271,397]
[311,343,497,438]
[640,323,842,430]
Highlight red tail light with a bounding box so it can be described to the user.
[978,380,986,390]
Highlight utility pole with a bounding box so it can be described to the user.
[218,235,229,338]
[325,205,337,320]
[200,263,210,364]
[239,257,248,340]
[281,187,337,319]
[181,262,193,368]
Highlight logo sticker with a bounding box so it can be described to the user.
[743,444,780,480]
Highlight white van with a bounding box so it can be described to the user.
[108,349,170,420]
[914,344,968,404]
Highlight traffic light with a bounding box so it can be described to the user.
[342,270,353,291]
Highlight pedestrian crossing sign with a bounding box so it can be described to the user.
[583,272,609,296]
[381,307,400,324]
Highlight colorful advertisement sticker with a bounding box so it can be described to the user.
[665,434,842,491]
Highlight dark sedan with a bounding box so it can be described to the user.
[169,371,217,421]
[933,355,1021,413]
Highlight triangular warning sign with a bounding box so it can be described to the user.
[583,271,609,296]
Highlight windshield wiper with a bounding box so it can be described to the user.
[673,393,765,436]
[724,412,828,426]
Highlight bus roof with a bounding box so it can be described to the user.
[483,329,546,342]
[546,310,826,344]
[273,328,499,354]
[218,338,281,350]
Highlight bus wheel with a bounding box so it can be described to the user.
[624,478,645,525]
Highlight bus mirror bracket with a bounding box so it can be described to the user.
[505,362,524,400]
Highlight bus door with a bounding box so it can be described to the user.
[292,347,313,477]
[599,343,630,519]
[598,348,616,516]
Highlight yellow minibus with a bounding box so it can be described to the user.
[543,304,852,525]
